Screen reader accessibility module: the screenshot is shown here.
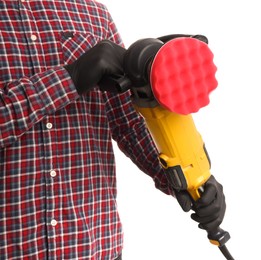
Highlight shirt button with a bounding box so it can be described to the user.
[46,122,53,129]
[50,170,57,177]
[31,34,37,41]
[51,219,58,226]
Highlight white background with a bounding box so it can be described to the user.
[101,1,261,259]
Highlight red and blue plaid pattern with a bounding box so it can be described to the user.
[0,1,173,259]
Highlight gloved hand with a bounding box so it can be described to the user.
[175,175,226,232]
[64,40,126,94]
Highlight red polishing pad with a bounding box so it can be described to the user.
[150,37,218,114]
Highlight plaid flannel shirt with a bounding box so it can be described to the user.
[0,1,173,259]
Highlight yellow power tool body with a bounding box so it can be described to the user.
[136,105,210,202]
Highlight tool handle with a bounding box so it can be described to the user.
[98,74,131,93]
[207,227,231,247]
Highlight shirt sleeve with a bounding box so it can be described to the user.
[0,67,79,148]
[100,6,175,196]
[102,4,124,46]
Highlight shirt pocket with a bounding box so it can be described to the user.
[59,31,99,65]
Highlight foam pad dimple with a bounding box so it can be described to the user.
[150,37,218,115]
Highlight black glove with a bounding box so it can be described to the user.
[64,40,126,94]
[175,175,226,232]
[191,175,226,231]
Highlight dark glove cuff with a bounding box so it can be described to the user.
[64,63,81,94]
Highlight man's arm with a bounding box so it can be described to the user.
[0,67,78,148]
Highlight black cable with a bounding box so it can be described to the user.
[219,245,235,260]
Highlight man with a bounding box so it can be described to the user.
[0,0,226,259]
